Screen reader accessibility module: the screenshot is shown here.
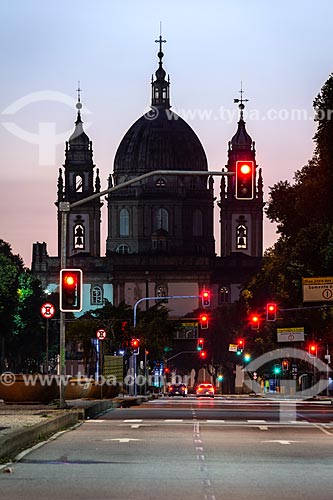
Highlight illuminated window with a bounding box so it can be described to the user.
[236,224,247,249]
[156,284,168,303]
[119,208,129,236]
[91,286,103,305]
[74,223,85,249]
[75,174,83,192]
[155,178,166,187]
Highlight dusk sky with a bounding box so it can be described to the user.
[1,0,333,266]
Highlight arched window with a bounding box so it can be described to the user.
[236,224,247,249]
[153,208,168,232]
[74,224,85,249]
[75,174,83,192]
[155,178,166,187]
[91,286,103,305]
[116,244,130,254]
[193,209,203,236]
[119,208,129,236]
[218,286,230,305]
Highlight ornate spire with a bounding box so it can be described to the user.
[151,29,170,109]
[233,82,249,121]
[69,82,90,145]
[57,168,64,201]
[230,84,253,149]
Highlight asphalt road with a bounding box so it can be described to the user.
[1,397,333,500]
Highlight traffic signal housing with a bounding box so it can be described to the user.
[199,313,209,329]
[250,314,260,330]
[60,269,83,312]
[197,338,204,351]
[201,290,211,308]
[130,338,140,354]
[308,343,318,357]
[266,303,277,321]
[237,338,245,354]
[282,359,289,371]
[235,160,255,200]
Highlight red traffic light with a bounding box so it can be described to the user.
[130,338,140,349]
[266,303,277,321]
[60,269,83,312]
[197,338,204,351]
[250,314,260,330]
[235,160,254,200]
[199,350,207,359]
[237,338,245,354]
[282,360,289,371]
[308,344,317,357]
[199,313,209,329]
[201,290,211,307]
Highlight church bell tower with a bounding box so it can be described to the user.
[56,85,102,258]
[219,89,264,258]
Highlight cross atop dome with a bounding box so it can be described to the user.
[151,27,170,109]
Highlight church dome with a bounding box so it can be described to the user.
[114,36,207,176]
[230,118,253,148]
[114,108,208,175]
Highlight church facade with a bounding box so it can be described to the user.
[32,37,264,318]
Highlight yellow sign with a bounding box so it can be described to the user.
[277,327,304,334]
[302,277,333,302]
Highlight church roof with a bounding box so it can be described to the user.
[230,117,253,148]
[114,36,207,176]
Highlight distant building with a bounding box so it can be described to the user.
[32,36,263,318]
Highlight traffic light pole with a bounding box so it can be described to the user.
[59,169,232,405]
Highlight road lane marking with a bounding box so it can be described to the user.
[164,419,184,422]
[104,438,142,443]
[131,424,141,428]
[259,426,269,430]
[262,440,301,445]
[206,419,225,423]
[123,419,143,422]
[247,419,267,423]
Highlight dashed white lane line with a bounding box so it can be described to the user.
[206,419,225,423]
[164,419,184,422]
[123,419,143,423]
[247,419,267,423]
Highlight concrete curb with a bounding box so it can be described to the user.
[0,411,80,461]
[0,400,115,461]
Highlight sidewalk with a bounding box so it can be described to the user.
[0,396,146,462]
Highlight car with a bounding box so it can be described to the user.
[167,383,188,397]
[196,383,215,398]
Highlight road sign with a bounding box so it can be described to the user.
[96,329,107,340]
[40,302,55,319]
[302,277,333,302]
[277,327,304,342]
[229,344,238,352]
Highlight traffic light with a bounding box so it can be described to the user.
[244,353,251,363]
[237,338,245,354]
[197,338,204,351]
[199,350,207,360]
[60,269,83,312]
[130,338,140,354]
[266,303,277,321]
[201,290,211,308]
[273,364,281,375]
[308,343,318,357]
[199,313,209,329]
[235,160,255,200]
[282,359,289,371]
[250,314,260,330]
